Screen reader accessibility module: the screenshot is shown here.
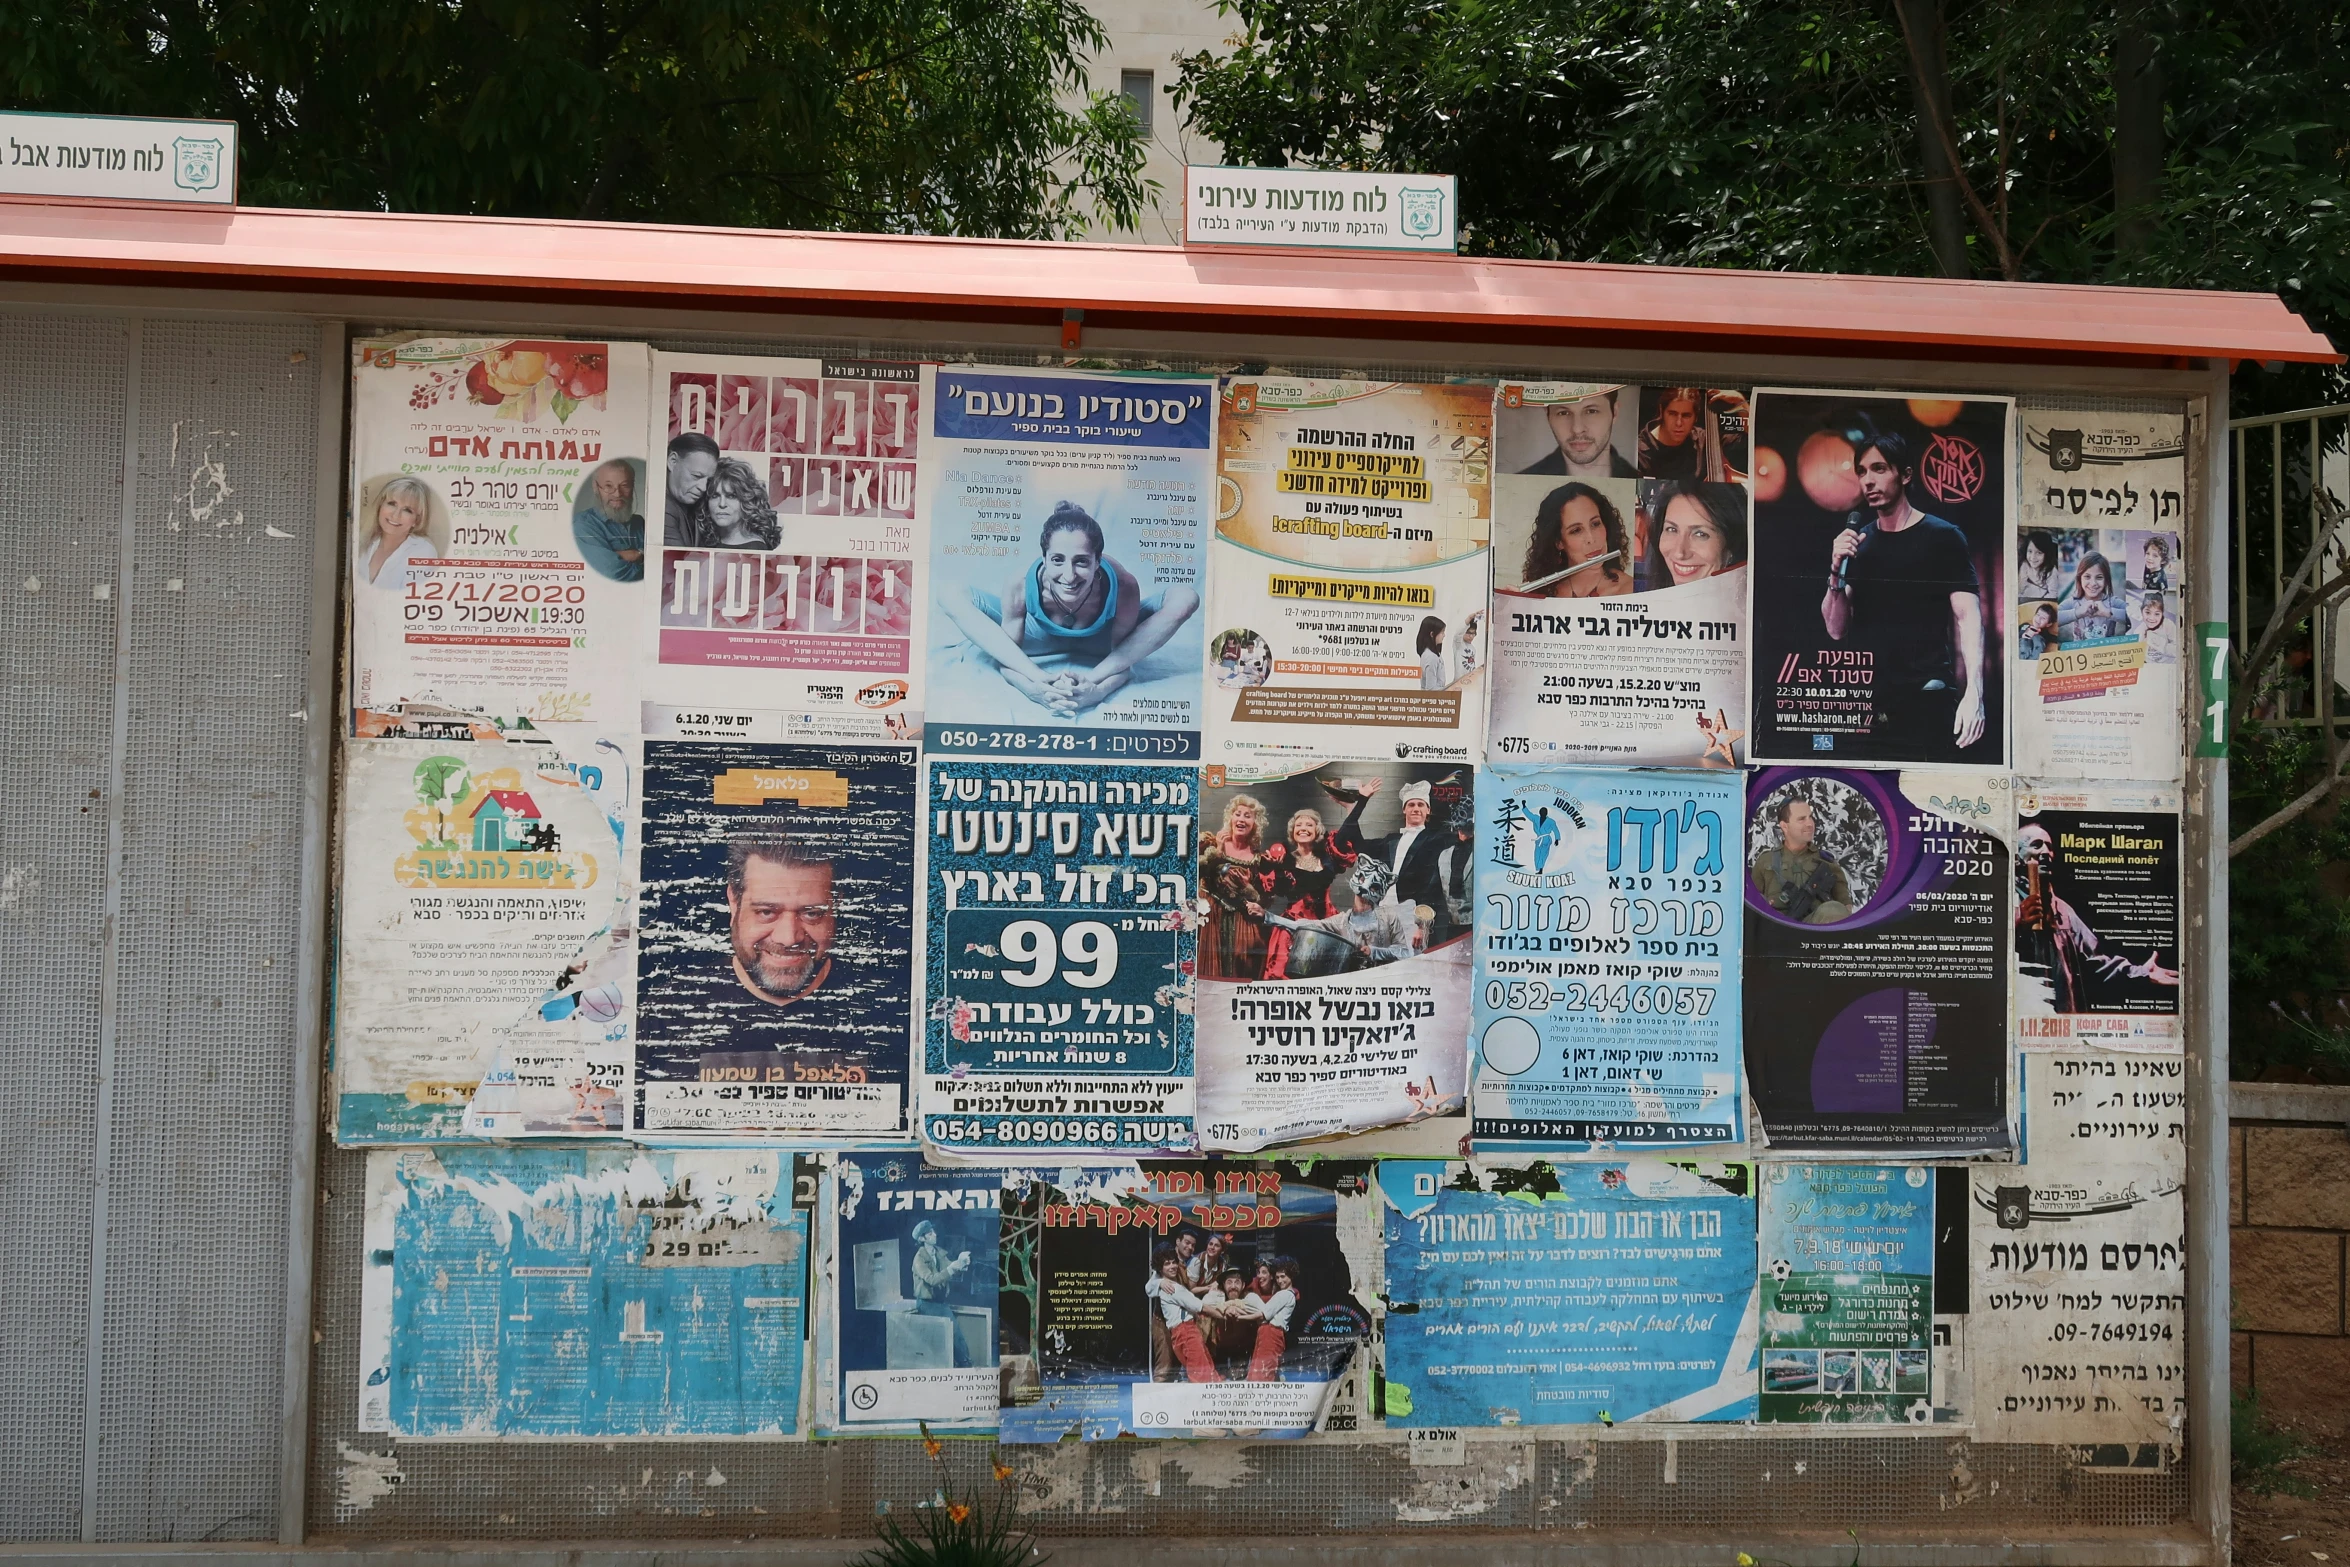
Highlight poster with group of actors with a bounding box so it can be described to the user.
[642,353,930,745]
[1207,379,1491,769]
[1191,761,1474,1151]
[348,336,651,733]
[632,741,918,1139]
[1487,384,1753,767]
[1380,1159,1760,1426]
[1470,768,1744,1154]
[1742,767,2012,1156]
[2013,410,2187,781]
[1001,1161,1378,1442]
[920,363,1216,761]
[916,761,1199,1161]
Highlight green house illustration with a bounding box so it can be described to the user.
[471,790,544,852]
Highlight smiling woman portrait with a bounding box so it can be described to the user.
[357,474,445,591]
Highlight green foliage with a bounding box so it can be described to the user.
[853,1428,1042,1567]
[2231,1387,2317,1497]
[1175,0,2350,407]
[2230,726,2350,1081]
[0,0,1148,238]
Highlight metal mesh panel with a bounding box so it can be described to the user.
[0,312,129,1543]
[88,317,324,1542]
[307,328,2193,1550]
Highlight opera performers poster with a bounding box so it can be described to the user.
[633,742,917,1139]
[1380,1160,1759,1427]
[920,363,1216,761]
[918,761,1198,1161]
[359,1147,812,1438]
[2015,783,2181,1050]
[1758,1163,1935,1424]
[334,737,632,1144]
[643,353,930,745]
[1487,383,1752,767]
[1193,762,1472,1152]
[1471,768,1743,1156]
[819,1155,1006,1434]
[999,1161,1378,1442]
[1743,767,2012,1155]
[348,336,651,733]
[1748,391,2014,768]
[1206,379,1491,770]
[2013,409,2187,781]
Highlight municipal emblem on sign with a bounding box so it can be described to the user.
[172,137,224,193]
[2046,428,2085,472]
[1398,186,1447,238]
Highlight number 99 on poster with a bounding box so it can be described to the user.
[939,907,1178,1074]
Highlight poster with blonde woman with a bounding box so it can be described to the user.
[1192,761,1472,1153]
[1486,383,1752,766]
[347,336,651,733]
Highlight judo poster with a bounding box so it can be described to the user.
[1757,1163,1934,1424]
[1748,391,2014,767]
[1193,763,1472,1152]
[334,737,631,1145]
[999,1161,1378,1442]
[920,364,1214,760]
[643,354,928,745]
[1380,1159,1759,1426]
[2015,784,2181,1049]
[633,741,916,1139]
[1471,768,1742,1155]
[821,1155,1006,1433]
[1207,379,1491,770]
[918,761,1198,1160]
[359,1146,811,1438]
[1743,767,2012,1155]
[2014,410,2187,780]
[348,336,651,732]
[1970,1051,2185,1446]
[1488,383,1752,767]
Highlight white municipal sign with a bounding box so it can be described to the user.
[1183,166,1456,253]
[0,111,238,207]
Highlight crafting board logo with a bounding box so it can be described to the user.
[2044,428,2086,472]
[1920,433,1985,505]
[1398,186,1448,239]
[171,136,225,193]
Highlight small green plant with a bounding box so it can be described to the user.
[851,1424,1044,1567]
[1739,1529,1861,1567]
[2231,1388,2316,1497]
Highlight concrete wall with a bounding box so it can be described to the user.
[2229,1083,2350,1416]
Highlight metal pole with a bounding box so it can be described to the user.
[79,317,143,1544]
[2234,427,2248,652]
[2184,368,2233,1555]
[277,319,348,1546]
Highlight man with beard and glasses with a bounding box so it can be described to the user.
[724,834,844,1007]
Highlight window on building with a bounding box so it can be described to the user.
[1119,69,1155,134]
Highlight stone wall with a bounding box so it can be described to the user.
[2230,1083,2350,1416]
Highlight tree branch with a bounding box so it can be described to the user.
[1890,0,2019,279]
[2232,730,2350,856]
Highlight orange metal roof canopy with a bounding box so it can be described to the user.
[0,199,2334,367]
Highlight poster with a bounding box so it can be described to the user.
[1757,1163,1935,1424]
[642,354,928,745]
[348,336,651,731]
[918,760,1198,1160]
[1193,762,1472,1152]
[1488,383,1751,767]
[2016,783,2181,1049]
[334,736,632,1144]
[820,1154,1006,1433]
[1380,1159,1758,1426]
[921,364,1215,760]
[358,1146,811,1438]
[1742,767,2012,1155]
[1471,768,1743,1154]
[999,1161,1378,1442]
[1748,391,2014,767]
[633,741,916,1140]
[2014,410,2187,780]
[1970,1051,2185,1446]
[1207,379,1490,769]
